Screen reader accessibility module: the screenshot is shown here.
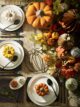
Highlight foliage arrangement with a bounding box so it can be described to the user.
[30,0,80,91]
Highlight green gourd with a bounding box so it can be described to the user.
[65,78,78,91]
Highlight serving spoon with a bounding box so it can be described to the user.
[2,55,18,69]
[1,19,20,32]
[47,79,58,98]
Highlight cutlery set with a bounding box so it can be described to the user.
[47,79,58,98]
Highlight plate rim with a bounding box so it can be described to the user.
[27,73,59,106]
[0,5,25,31]
[0,40,24,70]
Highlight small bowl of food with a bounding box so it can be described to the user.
[9,76,26,90]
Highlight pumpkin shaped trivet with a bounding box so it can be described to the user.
[26,2,53,28]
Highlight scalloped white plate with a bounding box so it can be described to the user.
[27,73,59,106]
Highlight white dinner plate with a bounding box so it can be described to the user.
[9,76,26,90]
[27,73,59,106]
[0,40,24,70]
[0,5,25,31]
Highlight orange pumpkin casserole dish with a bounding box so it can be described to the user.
[26,2,53,28]
[35,83,49,96]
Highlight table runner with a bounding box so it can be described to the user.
[2,0,73,107]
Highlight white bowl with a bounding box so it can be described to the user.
[9,76,26,90]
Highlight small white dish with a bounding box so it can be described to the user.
[9,76,26,90]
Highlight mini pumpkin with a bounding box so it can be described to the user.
[26,2,53,28]
[1,10,16,23]
[35,83,49,96]
[58,33,74,50]
[3,45,15,59]
[65,78,78,91]
[70,47,80,58]
[59,9,77,33]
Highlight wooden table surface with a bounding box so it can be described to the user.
[0,1,79,107]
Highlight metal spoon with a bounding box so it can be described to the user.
[47,79,58,98]
[1,19,20,32]
[2,55,18,69]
